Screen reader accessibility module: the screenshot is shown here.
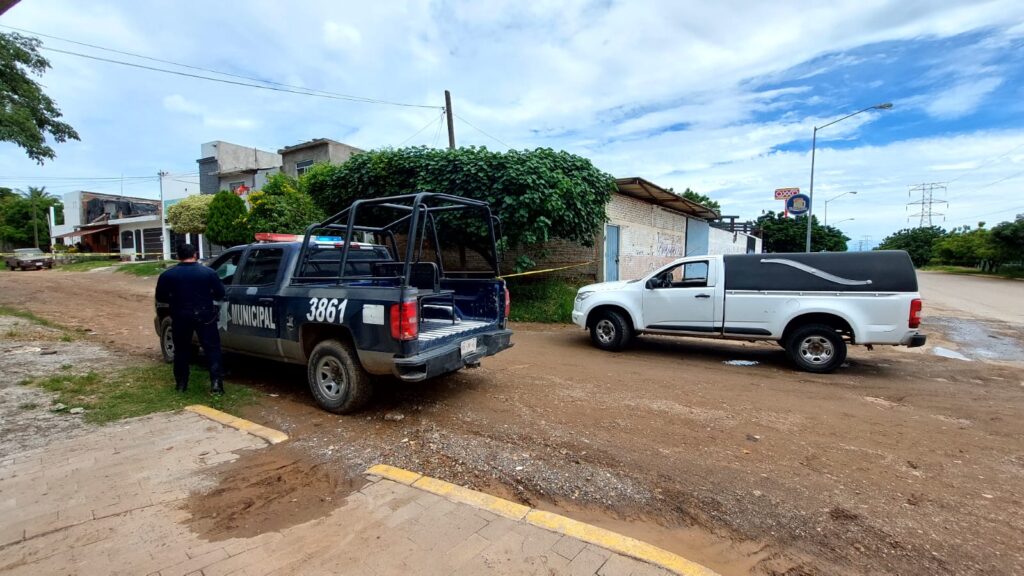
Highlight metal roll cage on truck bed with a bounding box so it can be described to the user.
[155,192,513,414]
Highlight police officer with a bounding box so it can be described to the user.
[155,244,226,394]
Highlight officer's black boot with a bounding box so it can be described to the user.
[175,381,188,393]
[211,379,224,395]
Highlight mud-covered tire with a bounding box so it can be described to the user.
[160,318,175,363]
[589,309,632,351]
[307,339,372,414]
[785,323,847,373]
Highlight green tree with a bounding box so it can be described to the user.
[22,186,58,248]
[303,147,615,268]
[0,186,60,249]
[680,188,721,213]
[0,32,80,164]
[246,173,324,235]
[989,218,1024,268]
[932,224,994,268]
[755,211,850,253]
[875,226,945,267]
[205,190,251,247]
[166,194,213,234]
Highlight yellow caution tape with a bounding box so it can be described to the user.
[499,260,594,279]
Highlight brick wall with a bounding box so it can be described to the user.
[606,194,687,281]
[709,226,762,254]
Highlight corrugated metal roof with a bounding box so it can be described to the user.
[615,177,720,220]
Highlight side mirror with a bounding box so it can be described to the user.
[645,278,657,290]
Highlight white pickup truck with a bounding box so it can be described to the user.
[571,251,926,373]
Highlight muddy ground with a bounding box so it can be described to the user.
[1,268,1022,576]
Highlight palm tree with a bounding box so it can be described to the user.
[21,186,59,248]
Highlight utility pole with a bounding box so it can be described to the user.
[444,90,455,150]
[906,183,947,227]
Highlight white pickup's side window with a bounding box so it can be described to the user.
[652,260,711,289]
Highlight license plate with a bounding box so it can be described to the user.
[460,338,477,357]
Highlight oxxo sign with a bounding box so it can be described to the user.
[774,187,802,217]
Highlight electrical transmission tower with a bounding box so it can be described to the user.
[906,183,947,227]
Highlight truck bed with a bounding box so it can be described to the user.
[418,319,493,342]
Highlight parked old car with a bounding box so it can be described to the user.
[572,251,926,373]
[5,248,54,271]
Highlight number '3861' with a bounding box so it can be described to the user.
[306,298,348,323]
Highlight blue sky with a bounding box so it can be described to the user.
[2,0,1024,248]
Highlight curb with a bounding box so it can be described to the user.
[184,405,289,445]
[366,464,720,576]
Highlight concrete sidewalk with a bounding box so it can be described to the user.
[0,410,695,575]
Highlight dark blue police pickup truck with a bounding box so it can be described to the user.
[155,193,512,413]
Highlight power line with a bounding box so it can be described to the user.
[453,113,514,149]
[946,141,1024,185]
[948,203,1024,225]
[0,175,155,180]
[5,24,442,110]
[432,109,445,148]
[397,110,446,147]
[40,46,442,108]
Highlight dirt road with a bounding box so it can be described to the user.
[918,270,1024,323]
[2,268,1022,575]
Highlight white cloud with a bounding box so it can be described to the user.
[923,77,1004,119]
[2,0,1024,240]
[162,95,257,131]
[323,21,363,50]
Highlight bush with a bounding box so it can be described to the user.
[302,147,615,269]
[166,194,213,234]
[246,173,324,235]
[506,277,587,323]
[206,191,251,247]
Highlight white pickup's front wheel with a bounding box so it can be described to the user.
[307,339,372,414]
[786,324,847,373]
[589,310,632,351]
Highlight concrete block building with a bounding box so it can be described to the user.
[501,177,761,282]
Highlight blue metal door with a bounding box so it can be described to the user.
[605,225,620,281]
[686,218,709,256]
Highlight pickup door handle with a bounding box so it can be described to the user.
[258,297,275,304]
[694,293,711,299]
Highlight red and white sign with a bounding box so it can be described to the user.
[774,187,800,200]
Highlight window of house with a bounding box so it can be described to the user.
[296,160,314,177]
[228,181,246,193]
[121,230,135,249]
[237,248,284,286]
[210,250,243,285]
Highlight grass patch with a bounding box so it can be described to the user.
[921,264,1024,280]
[0,305,61,329]
[507,277,587,323]
[116,260,175,277]
[57,259,118,272]
[33,363,256,424]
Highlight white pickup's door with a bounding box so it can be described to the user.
[641,260,716,333]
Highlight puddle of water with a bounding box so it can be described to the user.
[932,347,972,362]
[927,317,1024,362]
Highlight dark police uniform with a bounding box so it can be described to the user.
[155,261,226,391]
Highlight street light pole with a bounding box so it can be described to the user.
[805,103,892,252]
[823,190,857,226]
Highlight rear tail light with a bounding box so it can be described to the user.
[390,301,419,341]
[909,298,922,329]
[504,286,510,319]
